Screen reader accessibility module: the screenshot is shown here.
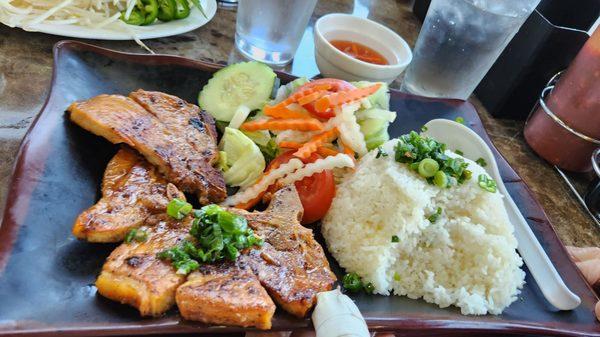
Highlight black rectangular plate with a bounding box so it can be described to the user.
[0,41,599,336]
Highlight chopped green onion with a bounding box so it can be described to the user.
[454,149,464,156]
[342,272,364,292]
[342,272,374,294]
[455,117,465,125]
[124,228,148,243]
[418,158,439,178]
[167,198,192,220]
[475,158,487,167]
[393,272,401,281]
[391,235,399,243]
[421,125,428,132]
[393,131,472,188]
[159,203,263,274]
[478,174,497,193]
[427,207,442,223]
[433,171,448,188]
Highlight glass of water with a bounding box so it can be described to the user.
[401,0,540,100]
[235,0,318,66]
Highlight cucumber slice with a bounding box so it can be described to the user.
[364,128,390,150]
[352,81,390,110]
[356,108,397,122]
[199,62,276,122]
[359,118,388,137]
[219,127,266,187]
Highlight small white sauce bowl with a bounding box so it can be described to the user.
[314,13,413,84]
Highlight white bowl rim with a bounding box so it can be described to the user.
[314,13,412,70]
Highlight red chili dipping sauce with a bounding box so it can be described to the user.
[524,28,600,172]
[330,40,389,65]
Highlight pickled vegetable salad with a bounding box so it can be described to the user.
[198,61,397,224]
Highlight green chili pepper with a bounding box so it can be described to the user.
[120,0,159,26]
[121,8,145,25]
[141,0,159,25]
[158,0,177,21]
[174,0,190,19]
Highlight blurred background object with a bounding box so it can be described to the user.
[523,27,600,173]
[402,0,540,100]
[414,0,600,120]
[235,0,317,65]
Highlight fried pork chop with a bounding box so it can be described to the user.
[68,91,226,204]
[73,147,185,242]
[176,263,275,330]
[233,186,337,318]
[95,214,191,316]
[96,186,335,325]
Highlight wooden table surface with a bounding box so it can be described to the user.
[0,1,598,265]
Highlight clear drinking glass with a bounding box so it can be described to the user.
[235,0,318,66]
[401,0,540,100]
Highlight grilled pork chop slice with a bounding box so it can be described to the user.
[176,263,275,330]
[233,186,337,317]
[73,147,184,242]
[95,215,192,316]
[68,92,226,204]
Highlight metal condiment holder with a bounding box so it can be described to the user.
[530,72,600,228]
[526,71,600,145]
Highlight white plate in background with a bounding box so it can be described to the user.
[10,0,216,40]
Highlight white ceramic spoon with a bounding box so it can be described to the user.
[423,118,581,311]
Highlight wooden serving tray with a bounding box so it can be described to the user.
[0,41,598,336]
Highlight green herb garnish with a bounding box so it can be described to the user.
[393,131,472,187]
[454,149,464,156]
[124,228,149,243]
[421,125,428,132]
[475,158,487,167]
[427,207,442,223]
[159,203,263,274]
[376,147,388,158]
[167,198,193,220]
[478,174,497,193]
[393,272,401,281]
[391,235,399,243]
[342,272,374,293]
[455,117,465,125]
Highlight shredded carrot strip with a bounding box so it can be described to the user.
[339,139,356,158]
[264,106,311,119]
[297,90,329,106]
[264,84,332,115]
[240,118,324,132]
[317,146,340,157]
[279,141,303,149]
[293,128,338,159]
[314,84,382,112]
[297,79,355,93]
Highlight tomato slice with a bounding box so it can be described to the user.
[296,79,355,119]
[266,151,336,224]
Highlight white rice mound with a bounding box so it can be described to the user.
[321,140,525,315]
